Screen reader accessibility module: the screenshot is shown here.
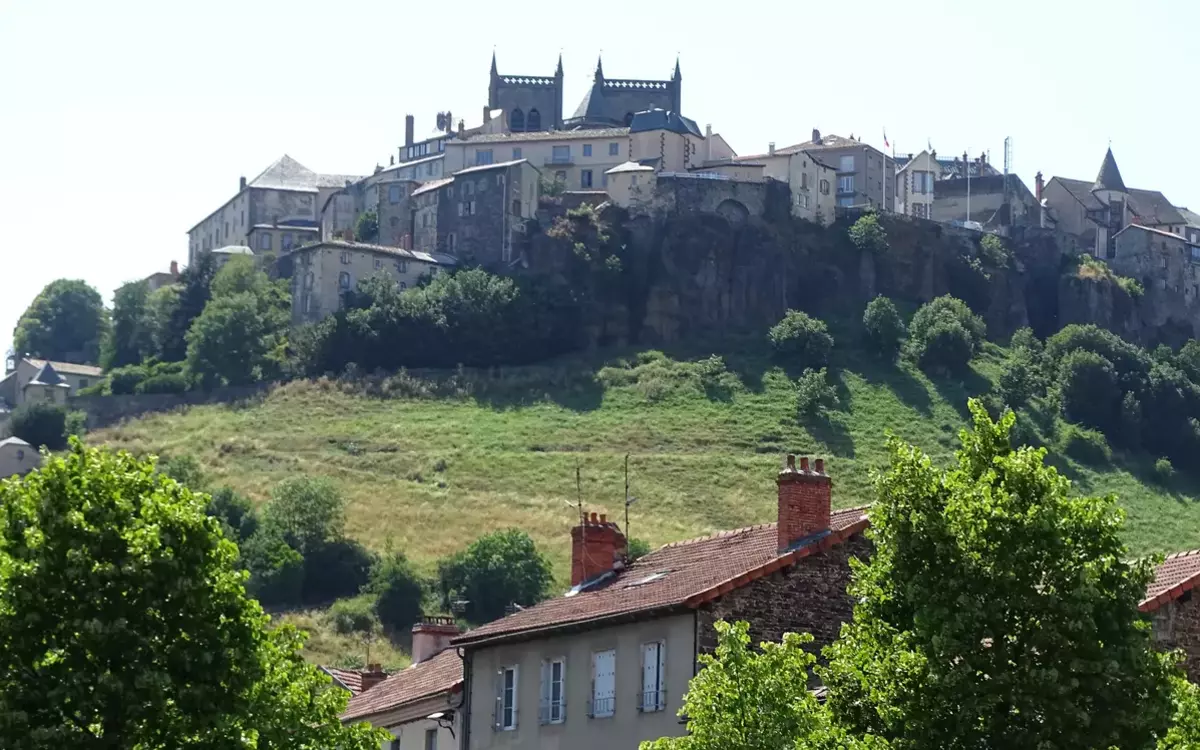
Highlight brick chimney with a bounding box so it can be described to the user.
[1035,171,1044,200]
[412,616,461,664]
[405,114,415,147]
[169,260,179,275]
[777,455,832,552]
[239,175,247,191]
[571,512,627,586]
[812,128,821,144]
[361,663,388,693]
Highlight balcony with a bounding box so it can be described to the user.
[544,155,574,167]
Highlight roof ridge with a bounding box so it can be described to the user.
[1164,548,1200,561]
[655,522,774,551]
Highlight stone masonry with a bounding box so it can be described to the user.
[1150,592,1200,682]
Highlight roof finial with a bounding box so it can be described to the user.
[673,53,681,80]
[490,49,498,76]
[556,50,563,76]
[595,51,604,81]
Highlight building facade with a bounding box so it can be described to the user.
[0,357,102,413]
[737,130,894,212]
[0,437,40,480]
[435,160,540,268]
[567,57,682,129]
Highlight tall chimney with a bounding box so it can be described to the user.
[239,175,247,191]
[169,260,179,275]
[483,105,491,124]
[768,142,776,157]
[705,123,712,163]
[412,616,461,663]
[571,511,627,586]
[777,455,832,552]
[360,663,388,693]
[1035,171,1044,200]
[405,115,415,147]
[812,128,821,144]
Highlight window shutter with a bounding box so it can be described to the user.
[539,660,550,724]
[493,668,503,729]
[657,642,667,710]
[512,665,519,729]
[559,658,567,720]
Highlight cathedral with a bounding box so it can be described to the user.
[487,53,683,132]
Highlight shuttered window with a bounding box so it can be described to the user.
[590,649,616,718]
[494,665,518,730]
[539,657,566,724]
[640,642,666,711]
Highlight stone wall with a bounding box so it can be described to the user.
[696,533,873,656]
[1150,593,1200,682]
[73,384,270,429]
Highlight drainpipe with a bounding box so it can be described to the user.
[459,647,471,750]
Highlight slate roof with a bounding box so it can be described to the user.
[606,161,655,174]
[736,134,880,162]
[411,177,455,197]
[1178,207,1200,228]
[1054,177,1184,226]
[211,245,254,256]
[629,108,702,138]
[246,154,364,193]
[28,362,67,387]
[341,649,463,722]
[322,667,365,695]
[457,127,630,144]
[452,158,530,177]
[291,239,456,267]
[1114,223,1191,242]
[25,359,103,378]
[453,506,870,647]
[0,436,31,449]
[1142,549,1200,612]
[1092,148,1127,193]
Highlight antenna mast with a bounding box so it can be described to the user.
[624,454,630,539]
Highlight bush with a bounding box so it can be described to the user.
[997,350,1041,408]
[328,596,379,637]
[979,233,1011,267]
[627,537,651,562]
[1058,349,1120,433]
[909,295,986,352]
[1010,326,1042,357]
[862,296,905,360]
[64,410,88,440]
[157,454,206,490]
[1057,422,1112,465]
[107,365,148,395]
[136,372,189,394]
[263,476,345,554]
[916,320,974,374]
[768,310,834,369]
[207,486,259,542]
[795,368,839,419]
[367,551,426,633]
[9,402,68,451]
[848,211,888,253]
[241,528,305,608]
[438,529,553,625]
[301,538,375,605]
[1155,457,1176,484]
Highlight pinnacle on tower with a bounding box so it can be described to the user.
[556,52,564,76]
[1092,147,1127,194]
[594,54,604,81]
[490,50,498,76]
[673,55,682,80]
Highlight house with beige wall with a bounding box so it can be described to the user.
[451,455,869,750]
[895,149,938,218]
[1,357,103,413]
[737,130,894,212]
[0,437,41,479]
[278,240,455,325]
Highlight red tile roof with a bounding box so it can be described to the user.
[453,507,870,647]
[322,667,365,694]
[341,649,463,722]
[1142,549,1200,612]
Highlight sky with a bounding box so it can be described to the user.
[2,0,1198,359]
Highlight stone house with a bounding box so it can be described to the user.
[736,131,894,212]
[1110,224,1200,333]
[319,153,449,248]
[931,174,1046,237]
[276,240,455,326]
[0,437,40,479]
[0,357,103,413]
[450,456,869,750]
[340,619,464,750]
[1143,549,1200,681]
[435,160,541,268]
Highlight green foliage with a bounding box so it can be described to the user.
[979,233,1011,267]
[862,296,905,360]
[996,348,1041,408]
[1161,676,1200,749]
[848,211,888,254]
[1009,326,1042,356]
[242,527,306,607]
[9,401,68,450]
[1155,457,1176,484]
[438,528,553,624]
[144,283,182,362]
[1057,349,1120,432]
[328,596,380,637]
[539,176,566,198]
[207,485,259,541]
[907,295,985,374]
[768,310,834,369]
[1177,339,1200,382]
[641,620,886,750]
[106,363,148,395]
[185,262,290,387]
[157,453,207,490]
[355,209,379,243]
[822,402,1176,749]
[64,410,87,440]
[795,367,839,419]
[627,537,652,562]
[597,351,741,403]
[302,538,375,605]
[101,280,152,370]
[136,371,188,394]
[366,550,427,633]
[0,441,387,749]
[1077,254,1145,297]
[264,476,345,554]
[163,251,218,362]
[1057,421,1112,465]
[908,294,986,352]
[12,278,109,364]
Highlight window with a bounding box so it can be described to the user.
[224,222,229,237]
[590,649,616,718]
[540,658,566,724]
[551,145,570,164]
[427,161,435,176]
[555,170,567,183]
[466,181,475,196]
[476,149,494,166]
[258,233,271,250]
[374,258,383,270]
[469,200,477,215]
[838,175,854,194]
[640,642,666,712]
[602,171,608,188]
[389,738,400,750]
[389,184,402,204]
[819,179,830,195]
[583,144,593,157]
[527,109,541,130]
[240,210,245,226]
[458,202,465,217]
[512,199,521,215]
[422,213,428,228]
[513,147,522,160]
[609,142,620,156]
[338,271,351,291]
[496,665,519,730]
[581,170,593,188]
[800,172,809,190]
[282,233,294,251]
[839,155,855,173]
[424,728,438,750]
[396,260,408,274]
[340,251,351,264]
[78,378,89,389]
[913,203,929,219]
[510,108,525,132]
[797,193,810,209]
[837,195,855,207]
[399,281,407,289]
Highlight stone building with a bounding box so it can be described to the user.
[449,455,869,750]
[434,160,541,268]
[566,57,682,129]
[894,149,1000,218]
[736,130,894,212]
[1110,224,1200,335]
[1143,549,1200,682]
[188,155,362,265]
[0,437,40,480]
[0,356,103,414]
[489,53,566,133]
[931,173,1046,237]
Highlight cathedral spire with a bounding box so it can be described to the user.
[1092,146,1127,194]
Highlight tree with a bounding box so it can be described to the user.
[101,280,152,370]
[848,211,888,254]
[768,310,835,369]
[822,401,1176,750]
[207,485,259,542]
[795,367,839,419]
[144,283,182,361]
[12,279,109,364]
[8,401,68,450]
[1161,677,1200,750]
[438,528,553,624]
[1058,348,1120,432]
[907,295,985,374]
[996,348,1041,408]
[367,550,427,632]
[862,296,905,360]
[641,620,887,750]
[263,476,345,555]
[908,295,986,352]
[162,251,218,362]
[355,209,379,243]
[0,441,386,748]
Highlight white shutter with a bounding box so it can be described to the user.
[591,650,616,717]
[657,642,666,710]
[539,660,551,724]
[641,642,666,711]
[493,668,503,729]
[510,665,519,729]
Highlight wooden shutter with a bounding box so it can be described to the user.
[492,668,503,729]
[539,660,551,724]
[592,650,616,717]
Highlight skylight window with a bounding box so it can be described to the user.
[624,571,670,588]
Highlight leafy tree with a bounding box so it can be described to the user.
[1009,326,1042,356]
[1161,677,1200,750]
[263,476,345,554]
[242,527,306,608]
[908,294,986,353]
[822,402,1176,750]
[302,538,374,605]
[100,280,152,370]
[768,310,835,369]
[8,401,68,450]
[438,528,553,624]
[144,283,182,361]
[641,620,887,750]
[627,537,652,562]
[996,348,1041,408]
[795,367,839,418]
[185,292,280,386]
[328,597,380,637]
[979,233,1010,267]
[162,251,218,362]
[1177,339,1200,383]
[862,296,905,360]
[848,211,888,254]
[915,319,974,374]
[366,550,427,633]
[0,441,386,748]
[355,209,379,243]
[12,279,109,364]
[208,485,259,542]
[1058,349,1120,432]
[1155,457,1176,484]
[157,452,207,490]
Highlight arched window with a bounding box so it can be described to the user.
[527,109,541,131]
[509,108,525,131]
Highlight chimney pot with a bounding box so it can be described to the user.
[599,513,607,523]
[405,115,415,148]
[815,458,825,474]
[799,456,810,472]
[571,514,628,586]
[768,142,776,156]
[812,128,821,144]
[411,616,462,663]
[169,260,179,275]
[777,455,832,552]
[360,663,389,693]
[239,175,247,191]
[786,454,796,471]
[590,512,598,523]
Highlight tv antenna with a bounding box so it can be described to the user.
[624,454,638,540]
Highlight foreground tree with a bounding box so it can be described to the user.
[822,401,1176,750]
[0,441,386,749]
[13,279,109,364]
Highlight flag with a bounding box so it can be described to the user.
[883,129,890,149]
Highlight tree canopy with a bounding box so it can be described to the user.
[13,278,109,364]
[101,280,153,370]
[437,528,553,624]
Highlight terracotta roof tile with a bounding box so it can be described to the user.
[1142,549,1200,611]
[322,667,365,694]
[341,649,463,722]
[453,507,869,646]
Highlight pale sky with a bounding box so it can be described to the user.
[2,0,1197,358]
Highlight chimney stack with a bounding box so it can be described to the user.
[412,616,461,664]
[768,142,776,157]
[405,115,415,147]
[1035,171,1044,200]
[570,511,627,586]
[812,128,821,144]
[169,260,179,275]
[483,105,491,124]
[360,663,388,693]
[777,454,832,552]
[239,175,247,191]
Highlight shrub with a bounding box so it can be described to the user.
[157,454,206,490]
[354,210,379,243]
[75,380,106,396]
[9,402,68,451]
[979,233,1011,267]
[241,528,305,608]
[438,529,553,625]
[916,320,974,374]
[909,295,986,352]
[627,537,651,562]
[795,368,839,419]
[301,538,375,606]
[1155,457,1176,484]
[862,296,905,360]
[1010,326,1042,356]
[263,476,345,554]
[107,365,148,395]
[997,350,1041,408]
[367,551,426,633]
[848,211,888,253]
[1057,422,1112,465]
[64,410,88,440]
[1058,349,1120,433]
[768,310,834,369]
[1119,391,1143,447]
[328,597,379,637]
[136,372,189,394]
[207,486,259,542]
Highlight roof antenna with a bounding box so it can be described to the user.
[624,454,638,542]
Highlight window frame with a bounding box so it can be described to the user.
[424,727,438,750]
[498,665,519,731]
[639,641,667,712]
[609,142,620,156]
[838,154,855,173]
[389,184,402,204]
[540,656,567,725]
[583,143,593,157]
[590,649,616,719]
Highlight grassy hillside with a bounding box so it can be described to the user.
[90,332,1200,663]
